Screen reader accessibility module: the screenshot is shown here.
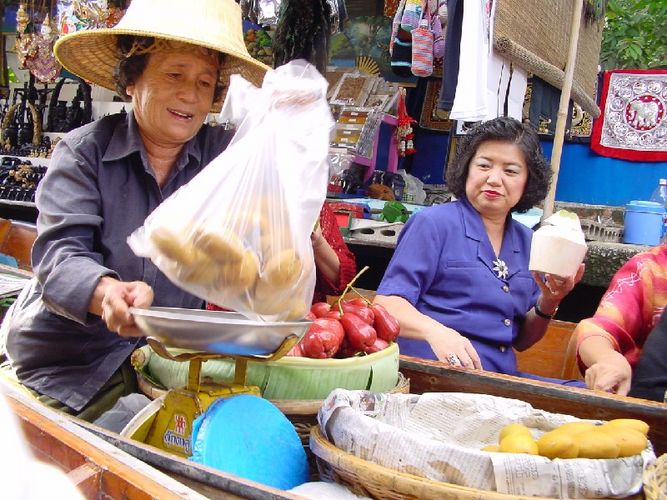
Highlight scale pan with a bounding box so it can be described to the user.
[130,307,311,356]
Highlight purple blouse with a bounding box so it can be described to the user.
[377,198,540,375]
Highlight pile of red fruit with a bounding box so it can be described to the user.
[288,296,401,359]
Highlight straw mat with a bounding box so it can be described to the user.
[493,0,603,117]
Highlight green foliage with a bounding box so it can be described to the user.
[600,0,667,69]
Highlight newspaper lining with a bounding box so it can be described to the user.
[318,390,654,498]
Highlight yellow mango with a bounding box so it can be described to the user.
[498,423,533,443]
[599,426,648,457]
[602,419,649,436]
[481,444,501,452]
[499,433,539,455]
[552,421,596,436]
[575,430,620,459]
[537,430,579,459]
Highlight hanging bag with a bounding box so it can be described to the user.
[391,27,413,77]
[389,0,407,55]
[390,0,413,77]
[431,4,445,59]
[400,0,422,32]
[411,15,434,77]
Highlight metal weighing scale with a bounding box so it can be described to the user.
[124,307,310,458]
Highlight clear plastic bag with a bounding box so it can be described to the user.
[128,60,334,321]
[398,168,426,204]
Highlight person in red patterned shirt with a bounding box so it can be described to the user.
[575,244,667,396]
[310,202,357,304]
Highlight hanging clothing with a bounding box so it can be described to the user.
[449,0,490,121]
[529,77,573,135]
[448,0,526,121]
[437,0,463,110]
[486,53,528,121]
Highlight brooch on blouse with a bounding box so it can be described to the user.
[492,258,509,280]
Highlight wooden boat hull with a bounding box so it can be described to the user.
[400,354,667,456]
[5,357,666,499]
[4,383,207,499]
[3,380,299,499]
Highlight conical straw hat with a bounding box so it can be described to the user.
[54,0,270,111]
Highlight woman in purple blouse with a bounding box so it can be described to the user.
[374,117,584,384]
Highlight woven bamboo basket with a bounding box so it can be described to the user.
[274,371,410,446]
[309,426,644,500]
[277,373,409,481]
[643,453,667,500]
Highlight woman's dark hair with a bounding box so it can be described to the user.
[445,116,551,213]
[113,35,224,103]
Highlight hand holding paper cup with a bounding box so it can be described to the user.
[529,210,588,278]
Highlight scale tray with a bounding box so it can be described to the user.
[130,307,311,356]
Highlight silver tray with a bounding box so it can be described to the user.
[130,307,311,356]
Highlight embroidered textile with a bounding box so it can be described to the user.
[591,69,667,161]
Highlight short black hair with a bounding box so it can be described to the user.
[113,35,224,104]
[445,117,551,213]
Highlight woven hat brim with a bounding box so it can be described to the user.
[54,29,271,112]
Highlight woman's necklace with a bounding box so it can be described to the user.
[492,258,509,280]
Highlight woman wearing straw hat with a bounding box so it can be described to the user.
[1,0,269,422]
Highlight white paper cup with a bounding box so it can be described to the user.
[529,225,587,277]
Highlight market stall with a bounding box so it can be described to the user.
[0,1,665,499]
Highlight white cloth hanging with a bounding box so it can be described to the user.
[450,0,489,121]
[486,51,528,121]
[450,0,527,122]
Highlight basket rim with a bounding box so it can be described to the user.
[271,372,410,414]
[136,367,409,414]
[309,425,568,500]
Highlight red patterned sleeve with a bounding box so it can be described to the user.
[575,245,667,370]
[312,203,357,303]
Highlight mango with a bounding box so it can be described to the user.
[499,432,539,455]
[602,418,649,436]
[599,426,648,457]
[150,227,198,266]
[552,421,596,436]
[481,444,500,452]
[575,430,620,459]
[263,248,303,286]
[498,423,532,443]
[536,430,579,459]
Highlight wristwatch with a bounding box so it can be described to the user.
[534,301,558,320]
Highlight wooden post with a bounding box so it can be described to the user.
[542,0,584,221]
